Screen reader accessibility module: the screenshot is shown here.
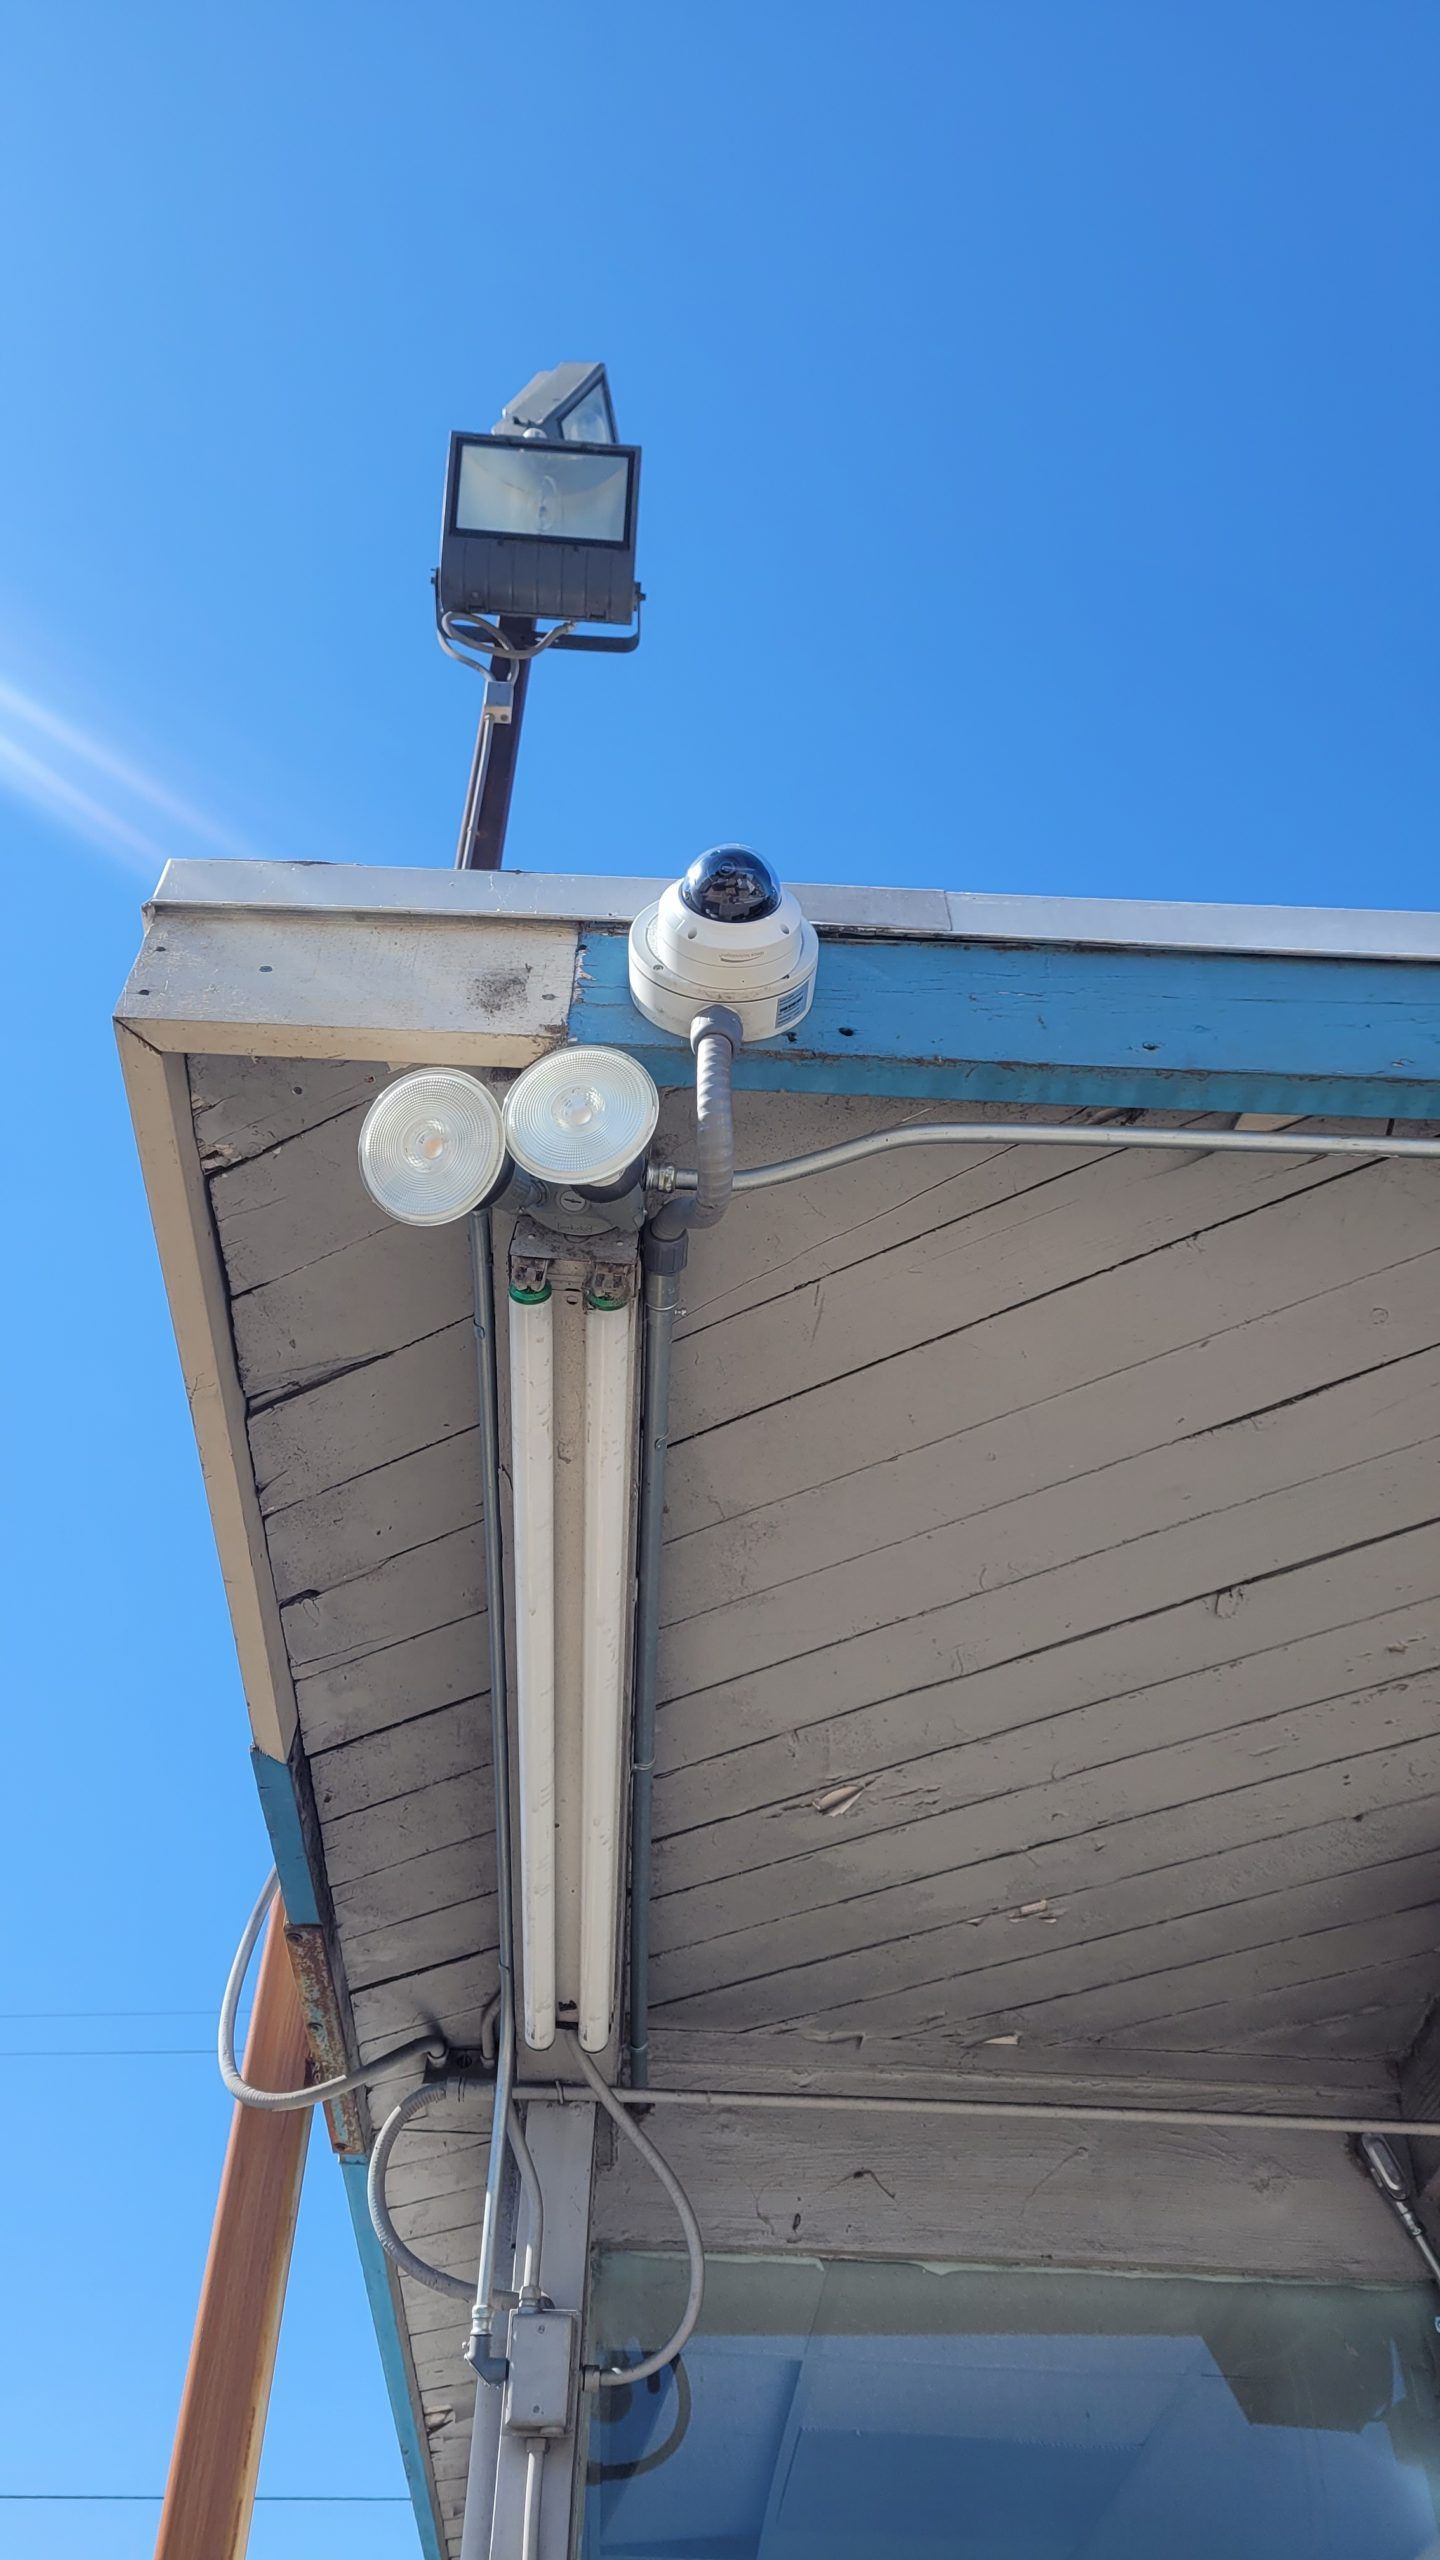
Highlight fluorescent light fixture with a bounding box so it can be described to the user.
[358,1070,508,1226]
[504,1046,659,1190]
[578,1294,638,2051]
[509,1283,558,2050]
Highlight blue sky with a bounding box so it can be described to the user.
[0,5,1436,2551]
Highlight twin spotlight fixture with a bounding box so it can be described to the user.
[357,1047,661,1228]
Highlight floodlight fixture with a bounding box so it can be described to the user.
[358,1069,509,1226]
[440,432,640,628]
[440,361,642,871]
[503,1046,660,1192]
[498,360,619,446]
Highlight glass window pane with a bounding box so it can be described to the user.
[454,441,630,543]
[584,2254,1440,2559]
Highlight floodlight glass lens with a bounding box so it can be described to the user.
[560,386,617,444]
[504,1047,659,1188]
[454,442,630,544]
[358,1071,507,1225]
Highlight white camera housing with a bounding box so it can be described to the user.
[628,847,819,1042]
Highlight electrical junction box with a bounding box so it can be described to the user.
[502,2305,580,2437]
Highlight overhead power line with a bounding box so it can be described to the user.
[0,2491,410,2504]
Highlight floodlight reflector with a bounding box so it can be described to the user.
[358,1070,508,1226]
[503,1047,659,1189]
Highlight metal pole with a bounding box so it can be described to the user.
[155,1901,310,2560]
[456,617,536,871]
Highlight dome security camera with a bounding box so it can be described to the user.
[628,846,820,1041]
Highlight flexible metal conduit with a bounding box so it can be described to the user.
[565,2037,705,2387]
[512,2082,1440,2140]
[219,1869,442,2110]
[368,2083,546,2302]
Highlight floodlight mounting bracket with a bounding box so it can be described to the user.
[438,594,644,671]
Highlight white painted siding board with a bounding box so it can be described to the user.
[189,1053,388,1169]
[268,1428,484,1601]
[309,1696,489,1824]
[282,1525,482,1673]
[656,1363,1440,1703]
[295,1614,487,1751]
[664,1161,1435,1538]
[651,1723,1440,2001]
[667,1149,1363,1441]
[903,1886,1440,2044]
[1125,1964,1440,2055]
[233,1217,471,1401]
[351,1945,498,2056]
[591,2108,1418,2282]
[659,1592,1440,1901]
[643,2024,1396,2112]
[673,1102,1104,1336]
[667,1790,1440,2033]
[322,1760,494,1888]
[661,1255,1440,1627]
[250,1320,474,1515]
[210,1104,391,1294]
[340,1891,497,1994]
[331,1839,494,1942]
[655,1534,1439,1845]
[653,1445,1440,1767]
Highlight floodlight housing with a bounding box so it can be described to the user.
[504,1046,659,1192]
[438,432,640,627]
[358,1069,509,1226]
[498,361,618,446]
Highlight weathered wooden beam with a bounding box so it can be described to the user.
[155,1902,310,2560]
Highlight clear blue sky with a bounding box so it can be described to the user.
[0,5,1435,2551]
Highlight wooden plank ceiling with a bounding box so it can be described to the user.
[192,1051,1440,2550]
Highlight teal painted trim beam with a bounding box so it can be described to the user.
[570,932,1440,1118]
[250,1749,446,2560]
[249,1746,321,1926]
[340,2159,448,2560]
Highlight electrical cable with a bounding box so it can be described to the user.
[563,2037,705,2388]
[437,610,578,671]
[366,2077,548,2305]
[367,2076,496,2301]
[219,1870,444,2113]
[586,2358,693,2483]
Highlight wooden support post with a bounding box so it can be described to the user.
[155,1900,311,2560]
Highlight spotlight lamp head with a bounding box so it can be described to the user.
[503,1046,660,1193]
[358,1069,509,1226]
[438,354,637,634]
[629,845,820,1042]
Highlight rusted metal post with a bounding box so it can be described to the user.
[155,1900,311,2560]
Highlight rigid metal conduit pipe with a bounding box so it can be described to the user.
[629,1004,742,2085]
[663,1117,1440,1197]
[513,2082,1440,2139]
[466,1208,527,2374]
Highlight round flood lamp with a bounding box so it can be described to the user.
[504,1046,660,1190]
[358,1070,508,1226]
